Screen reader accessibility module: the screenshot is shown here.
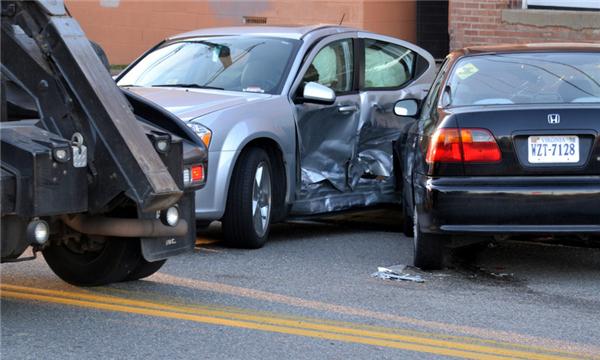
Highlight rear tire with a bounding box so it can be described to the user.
[222,147,272,249]
[412,207,445,270]
[402,206,414,237]
[43,235,141,286]
[124,257,166,281]
[401,178,414,237]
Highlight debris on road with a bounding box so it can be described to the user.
[371,265,425,283]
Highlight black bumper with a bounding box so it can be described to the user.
[414,175,600,235]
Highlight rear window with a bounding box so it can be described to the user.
[445,52,600,107]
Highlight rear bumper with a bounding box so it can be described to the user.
[415,175,600,235]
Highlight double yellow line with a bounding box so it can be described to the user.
[0,284,589,360]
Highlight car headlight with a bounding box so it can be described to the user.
[187,123,212,149]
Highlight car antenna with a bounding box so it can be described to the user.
[339,13,345,25]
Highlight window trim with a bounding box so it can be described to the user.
[522,0,600,10]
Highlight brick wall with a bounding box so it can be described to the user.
[449,0,600,50]
[67,0,416,65]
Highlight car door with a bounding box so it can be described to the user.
[291,34,361,198]
[355,33,436,191]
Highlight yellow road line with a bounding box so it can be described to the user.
[1,284,585,360]
[1,290,517,360]
[90,284,598,359]
[154,273,600,358]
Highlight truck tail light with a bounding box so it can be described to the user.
[183,164,205,186]
[426,128,501,164]
[191,165,204,182]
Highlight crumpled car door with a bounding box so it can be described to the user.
[290,32,436,215]
[351,33,436,190]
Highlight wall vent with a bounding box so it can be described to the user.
[243,16,267,25]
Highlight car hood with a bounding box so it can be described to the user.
[125,87,271,122]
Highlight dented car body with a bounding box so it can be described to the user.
[117,25,435,247]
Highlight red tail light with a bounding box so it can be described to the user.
[191,165,204,182]
[426,128,501,164]
[183,164,205,187]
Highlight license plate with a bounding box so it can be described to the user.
[528,135,579,163]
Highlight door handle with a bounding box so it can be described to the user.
[337,105,358,113]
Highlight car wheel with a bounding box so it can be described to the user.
[402,210,414,237]
[222,147,272,248]
[401,186,414,237]
[43,235,141,286]
[124,257,166,281]
[412,206,444,270]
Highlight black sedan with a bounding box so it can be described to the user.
[394,43,600,269]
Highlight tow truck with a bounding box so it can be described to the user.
[1,0,207,285]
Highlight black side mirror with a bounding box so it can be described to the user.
[393,99,419,117]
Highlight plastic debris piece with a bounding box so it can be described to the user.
[490,272,514,279]
[371,266,425,283]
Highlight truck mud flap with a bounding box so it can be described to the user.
[140,192,196,262]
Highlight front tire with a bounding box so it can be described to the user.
[222,147,272,248]
[43,235,141,286]
[412,206,445,270]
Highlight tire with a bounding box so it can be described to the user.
[412,206,445,270]
[402,211,414,237]
[43,235,141,286]
[196,220,213,231]
[401,175,414,237]
[124,258,166,281]
[222,147,272,249]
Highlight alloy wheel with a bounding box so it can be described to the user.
[251,161,271,237]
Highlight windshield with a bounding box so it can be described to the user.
[118,36,300,95]
[445,52,600,107]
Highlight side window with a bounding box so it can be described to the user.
[302,39,354,93]
[363,39,415,89]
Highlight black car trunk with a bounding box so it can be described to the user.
[454,106,600,176]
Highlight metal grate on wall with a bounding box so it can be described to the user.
[243,16,267,24]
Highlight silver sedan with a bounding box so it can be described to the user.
[117,25,435,248]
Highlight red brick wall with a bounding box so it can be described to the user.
[449,0,600,50]
[67,0,416,65]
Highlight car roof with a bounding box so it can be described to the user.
[168,25,359,41]
[452,42,600,57]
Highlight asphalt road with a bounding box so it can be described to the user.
[2,213,600,360]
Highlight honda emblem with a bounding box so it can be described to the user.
[548,114,560,124]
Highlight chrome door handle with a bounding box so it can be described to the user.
[337,105,358,113]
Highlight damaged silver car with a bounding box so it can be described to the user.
[116,25,435,248]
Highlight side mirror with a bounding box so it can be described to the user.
[302,82,336,104]
[393,99,419,117]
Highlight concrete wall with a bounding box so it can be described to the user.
[67,0,417,65]
[448,0,600,50]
